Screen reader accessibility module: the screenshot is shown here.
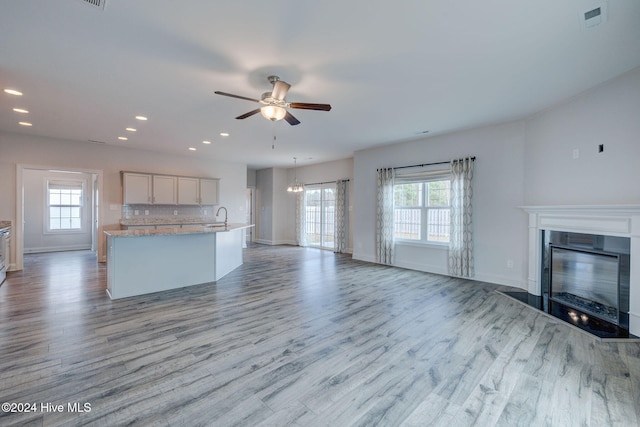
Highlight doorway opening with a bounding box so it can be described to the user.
[15,164,103,271]
[245,187,255,245]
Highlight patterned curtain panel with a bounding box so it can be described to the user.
[334,179,348,253]
[295,191,307,247]
[448,157,474,277]
[376,168,395,265]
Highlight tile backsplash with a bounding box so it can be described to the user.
[122,204,217,221]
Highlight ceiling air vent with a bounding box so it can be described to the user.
[581,3,607,28]
[77,0,107,10]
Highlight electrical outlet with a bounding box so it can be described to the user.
[173,210,178,215]
[134,210,139,216]
[507,260,514,269]
[204,209,208,215]
[572,148,580,159]
[144,210,149,216]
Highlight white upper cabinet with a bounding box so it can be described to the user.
[152,175,177,204]
[123,173,152,204]
[178,177,219,205]
[199,179,219,205]
[177,177,200,205]
[123,172,219,205]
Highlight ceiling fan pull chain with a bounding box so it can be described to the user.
[272,122,276,150]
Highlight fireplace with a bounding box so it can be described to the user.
[519,205,640,339]
[542,231,630,329]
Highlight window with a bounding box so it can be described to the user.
[393,175,451,244]
[304,184,335,250]
[47,181,84,231]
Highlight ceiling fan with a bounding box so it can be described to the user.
[214,75,331,126]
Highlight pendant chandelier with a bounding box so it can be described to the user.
[287,157,304,193]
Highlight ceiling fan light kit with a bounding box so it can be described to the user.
[215,75,331,126]
[261,105,287,121]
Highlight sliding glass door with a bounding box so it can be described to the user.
[304,184,335,250]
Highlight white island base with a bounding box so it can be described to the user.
[105,225,250,299]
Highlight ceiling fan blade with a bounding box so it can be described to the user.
[214,91,260,103]
[235,108,261,120]
[284,111,301,126]
[289,102,332,111]
[271,81,291,101]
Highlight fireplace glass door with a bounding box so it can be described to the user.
[550,246,619,324]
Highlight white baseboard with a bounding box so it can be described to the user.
[253,239,296,246]
[394,259,448,276]
[352,253,527,290]
[24,244,92,254]
[352,252,376,263]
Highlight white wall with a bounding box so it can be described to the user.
[524,67,640,205]
[23,169,93,253]
[352,66,640,289]
[0,132,247,266]
[353,121,528,287]
[255,168,273,244]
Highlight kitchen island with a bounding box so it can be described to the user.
[104,223,253,299]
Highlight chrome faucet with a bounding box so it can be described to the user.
[216,206,228,228]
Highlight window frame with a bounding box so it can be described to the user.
[45,179,85,234]
[393,172,451,247]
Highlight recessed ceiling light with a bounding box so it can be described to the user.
[202,140,212,144]
[4,89,22,96]
[188,147,197,151]
[13,108,29,113]
[135,115,148,121]
[18,121,32,126]
[219,132,229,137]
[125,127,137,132]
[118,136,128,141]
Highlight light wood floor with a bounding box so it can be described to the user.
[1,245,639,426]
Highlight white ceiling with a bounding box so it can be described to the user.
[1,0,639,169]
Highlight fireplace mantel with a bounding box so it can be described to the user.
[520,204,640,336]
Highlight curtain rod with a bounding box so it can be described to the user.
[304,178,350,186]
[377,156,475,171]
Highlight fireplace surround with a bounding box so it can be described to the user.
[520,205,640,339]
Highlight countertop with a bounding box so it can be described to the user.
[120,216,215,226]
[0,221,11,232]
[104,223,253,238]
